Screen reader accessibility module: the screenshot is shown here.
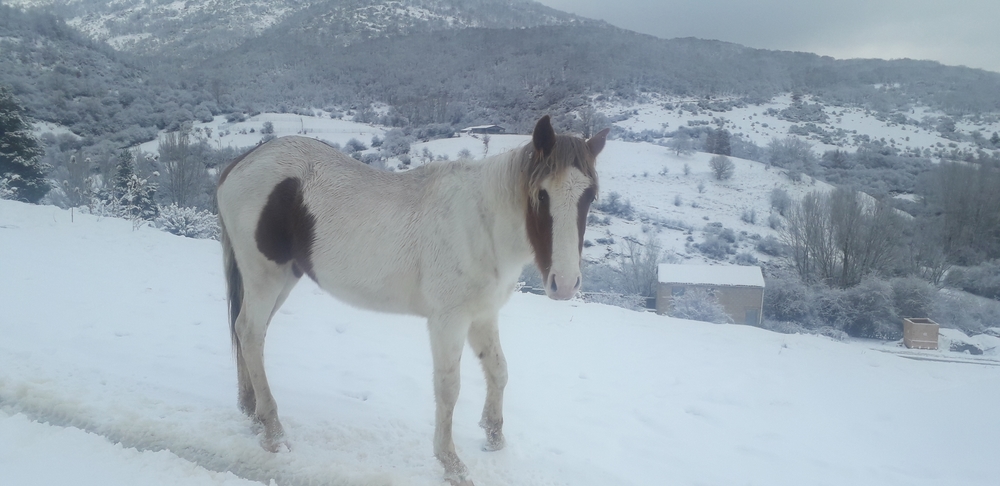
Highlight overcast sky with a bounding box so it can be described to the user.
[536,0,1000,73]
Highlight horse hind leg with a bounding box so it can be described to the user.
[234,264,298,452]
[468,316,508,451]
[235,272,298,419]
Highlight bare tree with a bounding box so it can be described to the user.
[668,132,694,156]
[159,130,202,207]
[709,155,735,180]
[784,188,903,288]
[617,235,662,297]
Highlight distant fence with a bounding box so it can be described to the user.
[519,286,656,310]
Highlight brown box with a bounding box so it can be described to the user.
[903,318,939,350]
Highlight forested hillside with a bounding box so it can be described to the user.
[0,4,221,142]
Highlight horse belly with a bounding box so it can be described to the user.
[309,241,428,316]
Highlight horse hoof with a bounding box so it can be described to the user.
[482,440,505,452]
[260,436,291,453]
[479,420,505,451]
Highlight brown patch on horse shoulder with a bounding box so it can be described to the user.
[256,178,317,280]
[525,190,553,280]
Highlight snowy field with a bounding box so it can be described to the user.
[2,199,999,486]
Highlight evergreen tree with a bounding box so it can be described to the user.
[0,85,48,203]
[108,148,157,221]
[704,129,731,156]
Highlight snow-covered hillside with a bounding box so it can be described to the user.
[606,93,1000,158]
[126,111,831,268]
[2,199,999,486]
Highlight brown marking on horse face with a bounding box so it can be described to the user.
[218,142,267,187]
[525,189,554,281]
[256,178,317,281]
[577,185,597,251]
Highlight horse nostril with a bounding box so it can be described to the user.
[550,275,558,293]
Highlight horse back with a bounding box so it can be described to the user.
[218,137,438,315]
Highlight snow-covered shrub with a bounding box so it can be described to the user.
[931,290,1000,336]
[891,277,937,319]
[734,252,758,265]
[594,191,634,220]
[767,212,783,230]
[380,129,413,157]
[741,208,757,224]
[155,204,219,240]
[344,138,368,153]
[763,274,816,324]
[756,235,787,256]
[838,278,901,339]
[670,288,733,324]
[945,260,1000,300]
[770,188,792,216]
[698,236,734,260]
[587,213,611,226]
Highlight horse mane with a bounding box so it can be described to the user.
[516,134,600,209]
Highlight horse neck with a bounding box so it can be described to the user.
[473,148,533,262]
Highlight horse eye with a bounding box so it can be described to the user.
[538,190,548,202]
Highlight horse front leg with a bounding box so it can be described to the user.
[428,314,474,485]
[469,316,507,451]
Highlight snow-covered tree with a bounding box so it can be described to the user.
[709,155,735,180]
[704,128,731,156]
[0,85,48,203]
[667,132,694,156]
[98,149,157,226]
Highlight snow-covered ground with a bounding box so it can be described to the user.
[2,199,999,486]
[604,93,1000,157]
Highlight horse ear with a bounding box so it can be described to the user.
[587,128,610,157]
[532,115,556,157]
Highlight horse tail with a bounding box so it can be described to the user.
[219,215,243,356]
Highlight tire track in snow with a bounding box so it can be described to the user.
[0,380,404,486]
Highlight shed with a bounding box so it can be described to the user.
[461,124,506,135]
[656,264,765,325]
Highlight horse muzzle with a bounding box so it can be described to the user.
[545,271,581,300]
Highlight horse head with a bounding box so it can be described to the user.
[524,115,609,300]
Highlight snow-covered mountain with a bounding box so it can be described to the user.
[8,0,590,57]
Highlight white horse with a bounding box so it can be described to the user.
[216,115,609,484]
